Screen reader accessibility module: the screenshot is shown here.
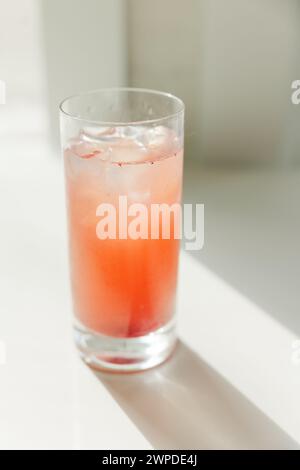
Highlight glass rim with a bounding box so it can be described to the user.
[59,87,185,126]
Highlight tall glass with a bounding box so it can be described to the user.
[60,88,184,372]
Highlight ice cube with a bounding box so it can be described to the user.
[81,126,118,143]
[144,125,170,149]
[110,138,148,164]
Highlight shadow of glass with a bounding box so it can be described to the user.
[93,341,297,449]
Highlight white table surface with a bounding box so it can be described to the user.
[0,135,299,449]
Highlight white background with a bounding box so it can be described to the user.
[0,0,299,449]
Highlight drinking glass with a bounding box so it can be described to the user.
[60,88,184,371]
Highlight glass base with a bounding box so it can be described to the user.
[74,320,177,373]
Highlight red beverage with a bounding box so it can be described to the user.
[64,126,183,338]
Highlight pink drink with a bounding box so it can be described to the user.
[64,125,183,338]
